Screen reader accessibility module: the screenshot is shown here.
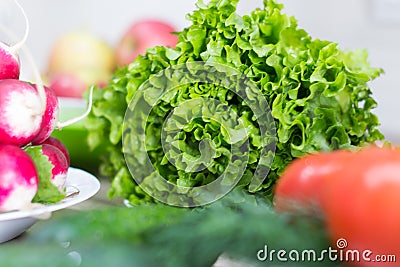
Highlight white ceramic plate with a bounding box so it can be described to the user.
[0,167,101,243]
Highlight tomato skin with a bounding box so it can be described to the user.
[273,149,353,215]
[322,147,400,267]
[275,146,400,267]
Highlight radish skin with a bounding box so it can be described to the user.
[0,42,20,79]
[0,144,38,212]
[0,79,43,146]
[41,144,68,192]
[0,0,29,80]
[41,136,70,166]
[31,85,59,144]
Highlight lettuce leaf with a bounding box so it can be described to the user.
[25,146,65,204]
[85,0,384,204]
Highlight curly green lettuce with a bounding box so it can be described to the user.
[85,0,384,204]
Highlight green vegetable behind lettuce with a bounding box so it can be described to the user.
[1,192,344,267]
[85,0,384,204]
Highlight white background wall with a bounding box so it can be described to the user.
[2,0,400,142]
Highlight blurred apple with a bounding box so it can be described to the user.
[49,73,86,98]
[46,31,116,98]
[116,20,178,66]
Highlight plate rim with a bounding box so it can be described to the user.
[0,167,100,221]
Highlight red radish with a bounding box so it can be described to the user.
[0,78,92,147]
[0,42,20,79]
[0,144,38,212]
[41,144,68,192]
[0,79,44,146]
[41,136,70,166]
[31,85,59,144]
[0,1,50,146]
[0,1,94,137]
[0,0,29,80]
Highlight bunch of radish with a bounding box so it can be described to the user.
[0,0,92,212]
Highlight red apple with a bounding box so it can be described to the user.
[49,72,86,98]
[46,31,116,98]
[116,20,178,66]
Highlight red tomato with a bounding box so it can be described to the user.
[275,145,400,266]
[273,149,354,215]
[322,146,400,267]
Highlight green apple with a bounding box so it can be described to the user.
[47,31,116,98]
